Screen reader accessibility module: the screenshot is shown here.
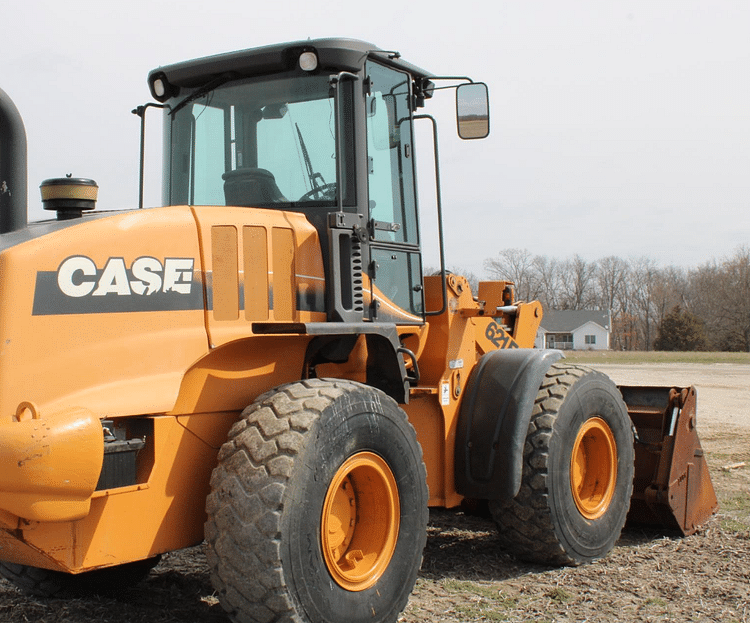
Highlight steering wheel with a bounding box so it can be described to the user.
[298,183,337,202]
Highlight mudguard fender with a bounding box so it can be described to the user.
[455,348,563,500]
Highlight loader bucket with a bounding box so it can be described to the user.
[619,385,718,535]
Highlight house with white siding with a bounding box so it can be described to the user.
[534,309,611,351]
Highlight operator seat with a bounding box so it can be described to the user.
[222,168,287,206]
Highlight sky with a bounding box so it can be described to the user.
[3,0,749,279]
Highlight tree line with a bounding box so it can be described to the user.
[475,246,750,352]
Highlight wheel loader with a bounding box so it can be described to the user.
[0,38,717,623]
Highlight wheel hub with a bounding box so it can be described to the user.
[321,451,400,591]
[570,417,617,519]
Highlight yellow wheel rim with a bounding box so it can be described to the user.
[570,417,617,519]
[321,452,400,591]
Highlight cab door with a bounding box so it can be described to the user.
[365,61,424,324]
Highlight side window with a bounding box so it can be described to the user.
[366,62,418,244]
[192,105,227,205]
[371,248,424,316]
[170,102,228,206]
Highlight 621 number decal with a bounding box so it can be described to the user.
[485,320,519,350]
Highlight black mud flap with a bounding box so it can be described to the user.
[455,348,563,500]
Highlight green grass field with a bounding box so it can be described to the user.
[561,350,750,365]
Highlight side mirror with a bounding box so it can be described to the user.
[456,83,490,140]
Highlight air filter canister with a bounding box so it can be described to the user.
[40,176,98,220]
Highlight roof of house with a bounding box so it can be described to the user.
[540,309,611,332]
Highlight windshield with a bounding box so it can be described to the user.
[166,74,344,208]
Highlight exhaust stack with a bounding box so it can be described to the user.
[0,88,28,234]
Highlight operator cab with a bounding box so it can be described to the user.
[148,39,488,324]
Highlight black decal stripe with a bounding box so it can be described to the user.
[32,272,205,316]
[33,270,326,316]
[296,285,325,312]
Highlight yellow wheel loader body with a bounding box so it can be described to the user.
[0,39,717,623]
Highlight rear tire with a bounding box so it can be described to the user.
[205,379,428,623]
[489,363,634,565]
[0,556,161,597]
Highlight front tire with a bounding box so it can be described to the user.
[490,363,634,565]
[205,379,428,623]
[0,556,161,597]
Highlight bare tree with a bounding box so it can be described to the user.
[559,255,597,310]
[712,246,750,351]
[595,256,629,314]
[480,246,749,352]
[592,256,630,350]
[484,248,537,302]
[687,261,722,349]
[630,257,661,350]
[652,265,688,329]
[532,255,562,309]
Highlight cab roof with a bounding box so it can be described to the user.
[149,38,432,90]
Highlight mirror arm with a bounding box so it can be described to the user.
[132,103,168,209]
[425,75,475,85]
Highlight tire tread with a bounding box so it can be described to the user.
[489,363,627,566]
[206,378,425,623]
[0,556,160,598]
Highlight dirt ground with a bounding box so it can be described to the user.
[1,363,749,623]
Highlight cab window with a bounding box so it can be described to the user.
[365,62,418,244]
